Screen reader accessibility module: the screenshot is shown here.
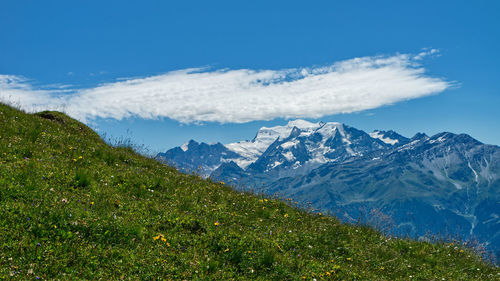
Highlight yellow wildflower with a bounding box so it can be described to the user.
[214,221,220,226]
[284,214,289,218]
[153,235,161,241]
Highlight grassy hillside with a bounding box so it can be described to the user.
[0,103,498,280]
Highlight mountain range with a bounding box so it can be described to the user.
[156,120,500,257]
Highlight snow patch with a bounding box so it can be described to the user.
[429,136,447,144]
[292,161,301,169]
[281,139,299,149]
[483,214,499,224]
[452,182,463,190]
[398,139,426,152]
[467,161,479,184]
[180,142,189,152]
[283,151,295,161]
[370,131,399,145]
[270,161,283,169]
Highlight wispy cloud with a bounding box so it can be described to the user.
[0,51,452,124]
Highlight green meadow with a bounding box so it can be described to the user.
[0,102,498,280]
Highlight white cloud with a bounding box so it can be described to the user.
[0,75,67,112]
[414,48,440,61]
[0,52,452,124]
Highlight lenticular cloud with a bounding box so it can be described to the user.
[0,52,452,124]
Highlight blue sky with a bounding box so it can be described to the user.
[1,1,499,153]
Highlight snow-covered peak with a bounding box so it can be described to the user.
[163,120,415,178]
[185,119,372,171]
[258,119,322,141]
[316,122,343,139]
[254,126,292,143]
[225,119,322,168]
[286,119,322,130]
[180,142,189,152]
[225,125,288,169]
[225,138,269,168]
[369,130,399,145]
[180,139,197,151]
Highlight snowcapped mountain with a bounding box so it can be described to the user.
[369,130,410,146]
[156,120,500,257]
[225,120,323,169]
[244,121,394,179]
[157,119,395,176]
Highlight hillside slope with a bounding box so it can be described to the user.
[161,120,500,256]
[0,103,498,280]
